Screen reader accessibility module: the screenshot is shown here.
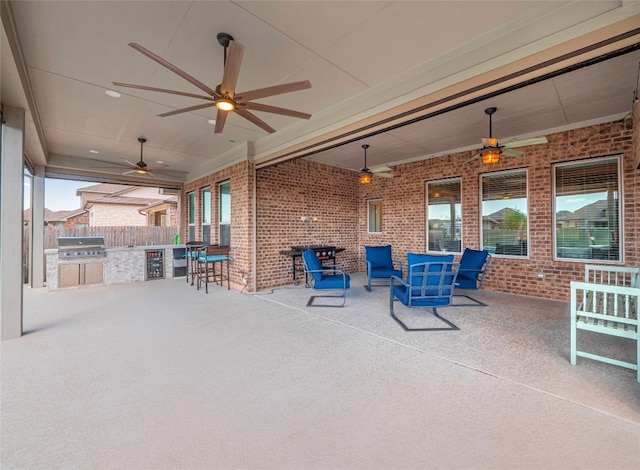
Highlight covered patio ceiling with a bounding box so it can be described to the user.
[2,1,640,186]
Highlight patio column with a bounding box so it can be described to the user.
[30,166,45,288]
[1,105,25,340]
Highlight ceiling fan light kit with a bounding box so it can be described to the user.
[215,98,235,111]
[357,144,393,183]
[482,148,501,164]
[113,32,312,134]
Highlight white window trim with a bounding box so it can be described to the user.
[425,177,463,253]
[480,168,530,258]
[367,198,383,234]
[552,154,623,263]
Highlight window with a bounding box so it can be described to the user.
[187,191,196,242]
[481,170,528,256]
[201,187,211,245]
[367,199,382,233]
[554,156,621,261]
[426,178,461,253]
[219,181,231,246]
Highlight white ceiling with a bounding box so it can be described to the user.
[2,1,640,186]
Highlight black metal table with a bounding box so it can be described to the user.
[279,246,345,285]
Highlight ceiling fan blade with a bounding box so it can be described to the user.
[502,148,524,157]
[237,80,311,102]
[111,82,214,101]
[243,102,311,120]
[465,153,481,164]
[158,102,216,117]
[122,159,140,169]
[219,40,244,97]
[214,109,228,134]
[371,166,392,173]
[373,172,394,178]
[481,137,499,147]
[128,43,219,97]
[503,136,548,148]
[234,107,276,134]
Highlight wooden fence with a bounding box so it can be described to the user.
[37,225,178,249]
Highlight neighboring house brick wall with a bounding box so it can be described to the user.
[90,204,147,226]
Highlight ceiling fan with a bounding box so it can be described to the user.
[121,137,167,179]
[358,144,394,183]
[466,107,548,163]
[113,33,312,134]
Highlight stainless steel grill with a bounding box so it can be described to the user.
[58,236,106,258]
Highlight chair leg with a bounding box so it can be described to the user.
[390,297,459,331]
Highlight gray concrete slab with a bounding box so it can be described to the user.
[2,274,638,469]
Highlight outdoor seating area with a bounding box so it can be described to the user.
[5,276,638,468]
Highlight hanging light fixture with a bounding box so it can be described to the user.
[359,144,372,184]
[482,148,501,164]
[481,107,501,164]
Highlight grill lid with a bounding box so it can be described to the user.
[58,236,105,248]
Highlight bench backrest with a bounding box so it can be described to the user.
[584,264,640,288]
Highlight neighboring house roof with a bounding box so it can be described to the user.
[76,183,134,196]
[24,208,55,222]
[139,197,178,213]
[48,209,88,222]
[84,196,165,208]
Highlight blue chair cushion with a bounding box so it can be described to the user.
[315,274,351,290]
[370,267,402,279]
[459,248,488,273]
[406,253,454,287]
[302,248,323,282]
[365,245,394,269]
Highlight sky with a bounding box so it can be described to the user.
[23,176,92,212]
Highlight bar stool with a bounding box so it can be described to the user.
[196,245,231,293]
[185,241,205,285]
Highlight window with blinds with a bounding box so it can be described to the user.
[481,170,528,256]
[426,178,462,253]
[554,156,621,261]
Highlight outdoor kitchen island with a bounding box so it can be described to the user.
[45,244,184,289]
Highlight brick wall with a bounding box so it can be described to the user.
[358,118,637,301]
[180,118,638,300]
[183,161,254,289]
[256,159,359,290]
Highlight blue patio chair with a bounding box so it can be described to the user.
[364,245,403,292]
[302,248,350,307]
[455,248,491,289]
[390,253,459,331]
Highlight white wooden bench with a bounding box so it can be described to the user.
[570,265,640,382]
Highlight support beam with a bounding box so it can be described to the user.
[1,105,25,340]
[30,166,45,287]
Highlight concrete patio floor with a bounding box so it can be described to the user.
[2,273,639,469]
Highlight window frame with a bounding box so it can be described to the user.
[480,168,529,258]
[187,191,196,242]
[201,186,211,245]
[552,154,623,263]
[219,180,231,246]
[425,177,462,254]
[367,198,383,234]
